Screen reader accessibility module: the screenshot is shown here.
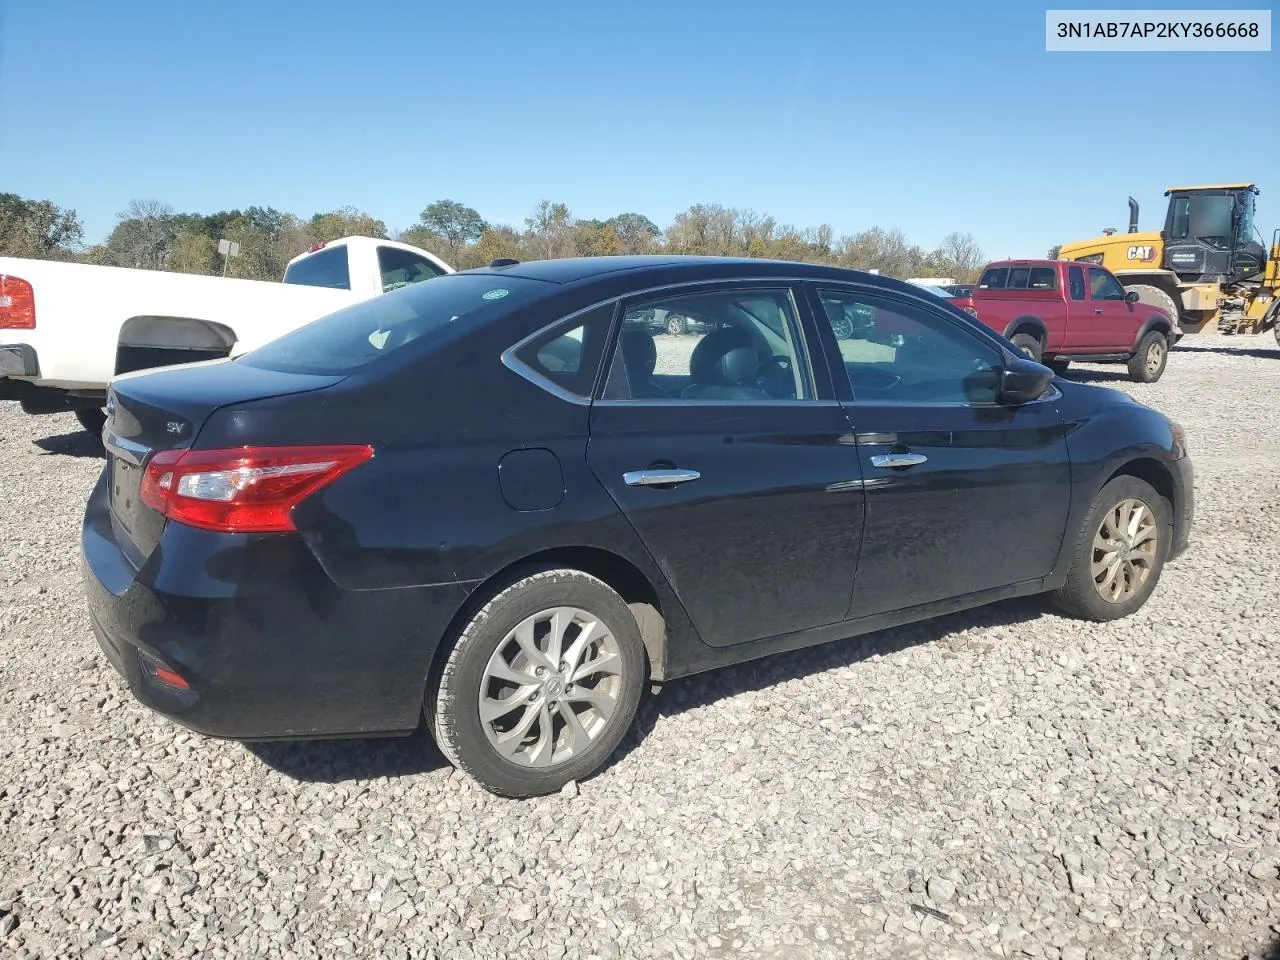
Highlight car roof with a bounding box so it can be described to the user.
[983,259,1065,268]
[457,254,884,286]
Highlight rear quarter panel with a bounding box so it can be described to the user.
[970,286,1067,348]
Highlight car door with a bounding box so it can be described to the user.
[1059,263,1092,351]
[805,283,1073,619]
[585,282,866,648]
[1086,267,1136,349]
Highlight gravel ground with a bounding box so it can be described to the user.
[1,334,1278,960]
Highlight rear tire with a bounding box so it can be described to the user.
[1010,333,1043,361]
[665,314,688,336]
[75,408,107,437]
[1127,331,1168,382]
[429,568,646,798]
[1050,475,1170,622]
[1126,283,1181,329]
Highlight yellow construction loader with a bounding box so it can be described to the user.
[1057,183,1280,338]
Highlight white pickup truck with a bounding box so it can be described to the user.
[0,236,453,433]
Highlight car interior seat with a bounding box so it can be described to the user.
[619,328,669,398]
[681,327,769,400]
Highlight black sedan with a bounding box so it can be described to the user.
[82,256,1193,797]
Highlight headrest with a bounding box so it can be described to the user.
[620,328,658,379]
[689,326,757,387]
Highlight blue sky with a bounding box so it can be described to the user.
[1,0,1275,259]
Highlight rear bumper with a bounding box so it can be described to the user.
[80,469,473,740]
[0,343,39,378]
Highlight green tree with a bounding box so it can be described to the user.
[1047,244,1062,260]
[309,206,388,242]
[418,200,485,253]
[0,193,84,259]
[606,213,660,253]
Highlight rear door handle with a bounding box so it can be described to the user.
[623,468,701,486]
[869,453,927,469]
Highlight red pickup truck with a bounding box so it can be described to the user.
[967,259,1179,382]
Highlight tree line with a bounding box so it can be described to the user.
[0,192,989,282]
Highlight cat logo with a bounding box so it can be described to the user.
[1127,245,1157,262]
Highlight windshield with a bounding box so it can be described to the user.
[239,274,549,375]
[1169,194,1235,248]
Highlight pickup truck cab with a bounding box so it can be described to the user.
[968,259,1178,382]
[1,236,452,433]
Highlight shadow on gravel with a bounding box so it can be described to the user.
[1059,367,1132,384]
[244,724,448,783]
[242,597,1049,788]
[32,430,104,459]
[1173,343,1280,360]
[621,595,1049,758]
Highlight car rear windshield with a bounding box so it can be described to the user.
[978,265,1058,291]
[239,274,549,375]
[282,246,352,290]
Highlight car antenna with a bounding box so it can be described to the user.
[490,258,519,268]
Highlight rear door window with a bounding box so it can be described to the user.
[241,275,549,374]
[282,246,351,290]
[1068,266,1087,300]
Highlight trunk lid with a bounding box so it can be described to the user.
[104,359,345,566]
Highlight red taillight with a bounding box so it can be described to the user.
[140,444,374,533]
[0,275,35,329]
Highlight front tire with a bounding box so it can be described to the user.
[429,568,646,798]
[1050,476,1170,622]
[1127,331,1168,382]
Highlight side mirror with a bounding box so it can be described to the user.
[1124,289,1140,303]
[1000,356,1055,404]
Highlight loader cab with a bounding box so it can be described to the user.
[1162,184,1265,283]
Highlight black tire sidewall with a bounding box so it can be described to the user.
[1062,476,1172,620]
[1011,333,1042,361]
[1130,332,1167,382]
[76,408,107,436]
[432,570,646,797]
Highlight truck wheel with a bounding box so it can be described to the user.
[1050,475,1170,622]
[1010,333,1042,361]
[75,408,107,437]
[1127,331,1168,383]
[1126,283,1181,328]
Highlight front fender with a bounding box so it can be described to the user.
[1129,316,1174,353]
[1049,384,1189,582]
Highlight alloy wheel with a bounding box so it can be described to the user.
[1090,498,1158,603]
[1146,341,1165,374]
[479,607,624,767]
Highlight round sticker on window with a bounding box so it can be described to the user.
[482,288,509,300]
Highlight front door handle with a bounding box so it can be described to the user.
[869,453,927,469]
[624,468,701,487]
[1094,308,1103,314]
